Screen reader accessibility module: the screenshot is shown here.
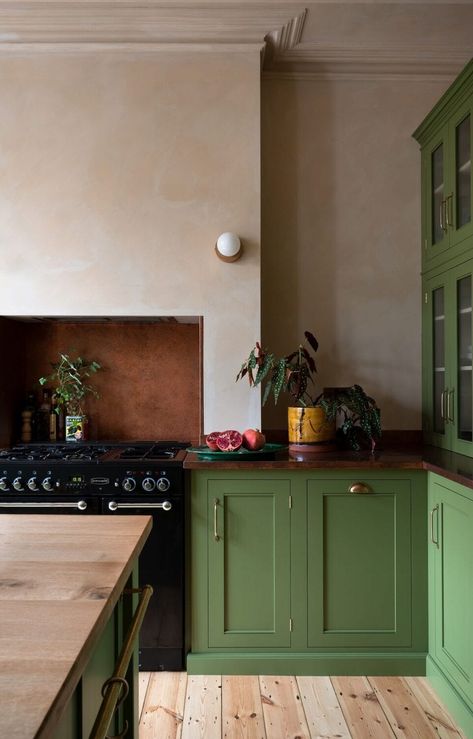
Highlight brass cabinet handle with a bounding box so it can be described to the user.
[89,584,153,739]
[446,193,454,228]
[439,201,444,231]
[448,388,455,422]
[440,390,445,421]
[348,482,373,494]
[430,504,439,547]
[213,498,220,541]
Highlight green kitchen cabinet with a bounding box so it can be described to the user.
[188,469,427,675]
[428,474,473,706]
[414,59,473,272]
[195,477,292,650]
[306,477,412,648]
[423,259,473,455]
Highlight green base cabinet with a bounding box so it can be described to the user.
[428,473,473,732]
[188,470,427,675]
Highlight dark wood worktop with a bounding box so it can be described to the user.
[184,445,473,491]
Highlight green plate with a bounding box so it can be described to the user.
[186,443,287,460]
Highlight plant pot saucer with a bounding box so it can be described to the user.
[289,442,336,454]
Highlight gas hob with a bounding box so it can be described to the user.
[0,441,188,495]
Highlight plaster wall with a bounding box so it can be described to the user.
[0,51,261,434]
[261,76,450,430]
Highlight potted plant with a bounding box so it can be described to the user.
[236,331,381,452]
[39,352,102,442]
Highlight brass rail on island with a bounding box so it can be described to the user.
[89,584,153,739]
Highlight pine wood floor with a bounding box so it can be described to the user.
[139,672,465,738]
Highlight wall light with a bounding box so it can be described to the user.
[215,232,242,262]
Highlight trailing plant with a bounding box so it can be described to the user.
[319,385,381,452]
[39,352,102,416]
[237,333,381,451]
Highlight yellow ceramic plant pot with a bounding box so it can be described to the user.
[287,406,336,450]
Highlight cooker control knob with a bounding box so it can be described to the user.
[12,477,24,492]
[42,477,53,492]
[27,476,39,492]
[156,477,170,492]
[122,477,136,492]
[142,477,156,492]
[0,477,9,491]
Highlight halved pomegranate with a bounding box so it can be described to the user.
[216,430,243,452]
[205,431,221,451]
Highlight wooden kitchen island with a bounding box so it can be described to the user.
[0,514,152,739]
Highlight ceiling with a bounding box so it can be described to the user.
[0,1,472,80]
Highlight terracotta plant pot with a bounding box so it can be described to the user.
[287,406,335,451]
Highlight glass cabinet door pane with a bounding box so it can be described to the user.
[456,115,471,229]
[432,144,445,244]
[433,287,445,434]
[457,276,472,441]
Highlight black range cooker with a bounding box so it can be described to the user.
[0,440,189,671]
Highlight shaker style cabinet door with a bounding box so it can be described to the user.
[423,260,473,455]
[207,479,291,649]
[422,126,453,268]
[429,476,473,704]
[306,478,412,648]
[416,60,473,272]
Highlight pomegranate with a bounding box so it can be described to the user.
[205,431,221,451]
[242,428,266,451]
[216,430,243,452]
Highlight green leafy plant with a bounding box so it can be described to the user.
[236,330,320,407]
[319,385,381,452]
[39,352,102,416]
[237,332,381,451]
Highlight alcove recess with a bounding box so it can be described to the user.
[0,316,202,447]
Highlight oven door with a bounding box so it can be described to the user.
[0,496,98,514]
[103,495,184,671]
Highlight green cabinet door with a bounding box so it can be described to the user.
[423,259,473,455]
[422,126,452,269]
[307,477,412,648]
[207,478,291,649]
[429,474,473,704]
[415,59,473,272]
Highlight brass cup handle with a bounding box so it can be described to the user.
[348,482,373,494]
[213,498,220,541]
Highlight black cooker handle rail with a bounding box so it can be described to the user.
[108,500,172,512]
[0,500,88,511]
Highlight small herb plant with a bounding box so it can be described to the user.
[237,332,381,451]
[39,352,102,416]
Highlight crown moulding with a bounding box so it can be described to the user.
[0,2,469,80]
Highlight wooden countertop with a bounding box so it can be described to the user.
[184,447,425,470]
[0,514,152,739]
[185,445,473,491]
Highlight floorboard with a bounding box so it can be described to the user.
[139,673,464,739]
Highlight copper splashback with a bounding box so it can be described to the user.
[0,318,202,444]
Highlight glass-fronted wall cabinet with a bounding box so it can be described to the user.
[423,259,473,455]
[415,61,473,272]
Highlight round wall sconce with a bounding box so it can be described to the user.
[215,232,242,262]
